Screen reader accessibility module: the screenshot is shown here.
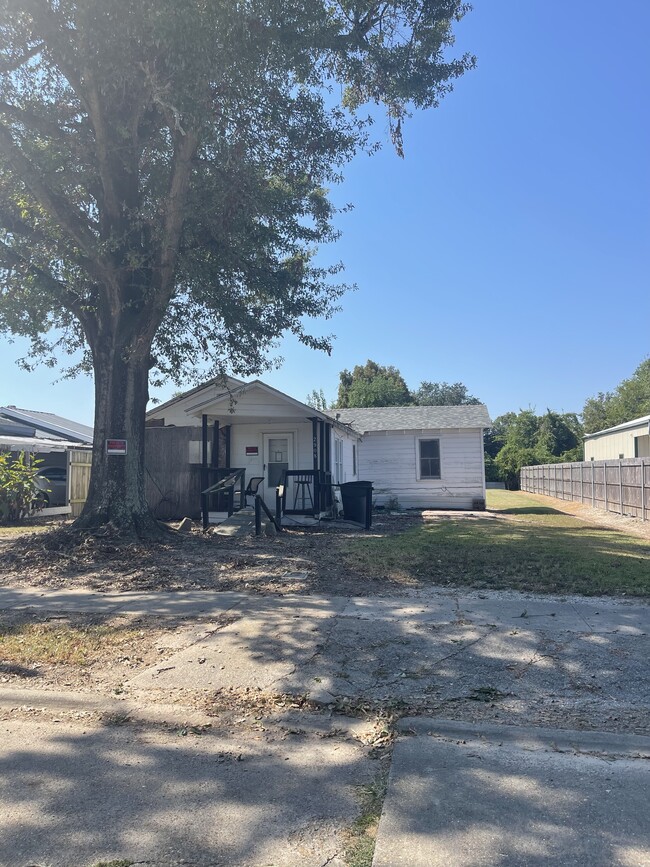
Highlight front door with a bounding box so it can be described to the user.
[263,433,294,506]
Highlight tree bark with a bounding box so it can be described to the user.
[75,325,160,538]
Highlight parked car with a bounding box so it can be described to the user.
[34,466,68,507]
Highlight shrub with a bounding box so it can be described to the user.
[0,452,44,523]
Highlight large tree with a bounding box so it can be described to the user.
[582,359,650,434]
[413,380,480,406]
[335,359,412,407]
[0,0,474,536]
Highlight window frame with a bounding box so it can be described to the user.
[334,437,344,484]
[417,437,442,481]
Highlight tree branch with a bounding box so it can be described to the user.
[0,122,113,287]
[145,129,199,339]
[0,42,44,74]
[0,237,97,338]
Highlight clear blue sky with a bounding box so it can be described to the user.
[1,0,649,425]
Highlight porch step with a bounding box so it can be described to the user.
[211,509,257,537]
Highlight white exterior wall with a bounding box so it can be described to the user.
[584,423,650,460]
[330,427,359,484]
[358,428,485,509]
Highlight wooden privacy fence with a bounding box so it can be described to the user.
[68,449,93,517]
[520,459,650,522]
[144,426,203,520]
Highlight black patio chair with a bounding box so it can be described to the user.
[244,476,264,507]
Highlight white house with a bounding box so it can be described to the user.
[333,405,491,510]
[147,379,491,518]
[583,415,650,461]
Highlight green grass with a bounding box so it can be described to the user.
[345,490,650,596]
[344,770,389,867]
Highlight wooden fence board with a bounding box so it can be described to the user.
[521,459,649,521]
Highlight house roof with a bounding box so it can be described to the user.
[147,375,247,417]
[147,377,358,436]
[0,406,93,444]
[331,405,492,433]
[583,414,650,439]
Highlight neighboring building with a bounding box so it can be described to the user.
[584,415,650,461]
[334,405,491,510]
[0,406,93,515]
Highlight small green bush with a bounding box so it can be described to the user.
[0,451,44,523]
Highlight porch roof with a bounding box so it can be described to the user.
[184,380,357,434]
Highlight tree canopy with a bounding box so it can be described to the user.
[487,409,583,489]
[582,359,650,434]
[413,380,481,406]
[0,0,475,534]
[336,359,412,408]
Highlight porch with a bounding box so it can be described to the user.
[195,405,336,529]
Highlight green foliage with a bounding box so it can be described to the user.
[336,360,412,408]
[487,409,584,489]
[413,381,481,406]
[0,0,476,386]
[305,388,329,411]
[582,359,650,433]
[0,451,43,522]
[334,363,483,409]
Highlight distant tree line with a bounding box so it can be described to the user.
[306,360,481,411]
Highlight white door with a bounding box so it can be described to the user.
[263,433,294,506]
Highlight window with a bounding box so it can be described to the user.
[334,438,344,484]
[352,444,357,476]
[419,439,441,479]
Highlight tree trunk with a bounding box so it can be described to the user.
[75,328,161,538]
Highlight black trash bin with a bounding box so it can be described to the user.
[339,481,373,529]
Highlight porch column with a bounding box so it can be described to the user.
[325,423,332,473]
[201,414,209,529]
[224,425,231,467]
[211,421,220,468]
[311,417,320,515]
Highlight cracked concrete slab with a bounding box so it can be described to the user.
[0,715,374,867]
[128,607,337,692]
[373,720,650,867]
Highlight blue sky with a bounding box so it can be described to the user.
[1,0,649,425]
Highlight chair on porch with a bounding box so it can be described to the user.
[291,473,314,512]
[243,476,264,508]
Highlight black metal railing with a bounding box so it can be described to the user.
[201,467,245,529]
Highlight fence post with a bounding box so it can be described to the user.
[604,462,608,513]
[255,496,262,535]
[619,460,623,516]
[591,463,595,507]
[580,462,584,503]
[642,461,647,522]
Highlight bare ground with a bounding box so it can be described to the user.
[0,514,426,595]
[1,495,648,596]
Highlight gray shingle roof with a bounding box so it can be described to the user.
[330,405,491,434]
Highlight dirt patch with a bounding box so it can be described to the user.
[0,609,234,694]
[0,515,423,596]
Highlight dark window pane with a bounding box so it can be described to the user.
[420,440,439,459]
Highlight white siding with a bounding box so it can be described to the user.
[329,427,360,484]
[584,423,650,460]
[358,428,485,509]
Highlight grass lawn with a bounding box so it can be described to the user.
[345,490,650,597]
